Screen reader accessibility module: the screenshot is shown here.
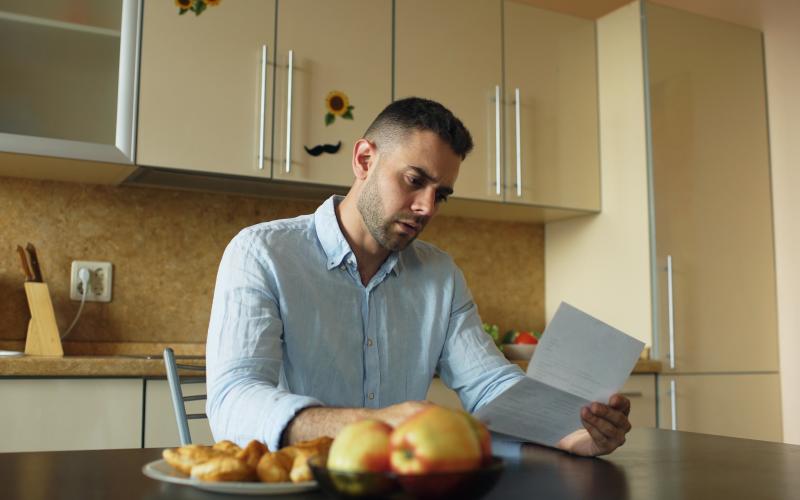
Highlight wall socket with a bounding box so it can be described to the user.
[70,261,113,302]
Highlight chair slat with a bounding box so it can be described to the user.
[187,413,207,420]
[183,394,207,402]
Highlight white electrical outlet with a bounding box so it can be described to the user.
[70,261,113,302]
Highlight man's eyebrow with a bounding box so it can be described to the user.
[408,165,454,195]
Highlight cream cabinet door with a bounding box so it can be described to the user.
[395,0,503,202]
[503,1,600,210]
[648,3,778,374]
[0,379,142,453]
[137,0,276,176]
[143,379,214,448]
[620,374,656,428]
[272,0,391,187]
[426,377,464,411]
[658,374,782,442]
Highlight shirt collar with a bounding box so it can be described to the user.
[314,195,403,276]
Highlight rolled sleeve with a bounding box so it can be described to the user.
[437,267,525,413]
[206,231,323,451]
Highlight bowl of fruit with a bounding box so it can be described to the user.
[483,324,541,361]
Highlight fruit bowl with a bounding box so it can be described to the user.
[503,344,536,360]
[308,456,504,500]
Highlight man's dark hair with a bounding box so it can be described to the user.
[363,97,474,160]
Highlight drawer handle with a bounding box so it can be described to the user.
[258,44,268,170]
[618,391,643,398]
[285,50,294,173]
[495,85,501,196]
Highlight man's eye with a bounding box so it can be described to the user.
[436,193,449,204]
[407,175,423,187]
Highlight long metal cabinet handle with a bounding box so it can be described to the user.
[258,44,267,170]
[618,391,644,398]
[285,50,294,173]
[495,85,501,196]
[514,88,522,197]
[667,255,676,369]
[670,379,677,431]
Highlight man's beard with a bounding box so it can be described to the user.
[357,173,425,252]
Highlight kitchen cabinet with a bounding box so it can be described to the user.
[647,2,778,374]
[658,374,782,442]
[0,0,140,182]
[271,0,391,187]
[0,378,142,453]
[545,1,781,441]
[395,0,600,213]
[143,378,213,448]
[138,0,390,190]
[503,1,600,211]
[395,0,503,202]
[137,0,276,177]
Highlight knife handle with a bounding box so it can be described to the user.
[16,245,34,281]
[26,243,43,282]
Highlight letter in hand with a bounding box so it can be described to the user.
[556,394,632,457]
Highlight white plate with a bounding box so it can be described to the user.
[142,459,318,495]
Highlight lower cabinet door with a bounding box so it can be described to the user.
[144,378,214,448]
[621,374,657,428]
[658,373,782,442]
[0,378,142,453]
[426,378,463,411]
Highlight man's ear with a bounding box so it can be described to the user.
[352,138,375,181]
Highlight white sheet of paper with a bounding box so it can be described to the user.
[474,302,645,447]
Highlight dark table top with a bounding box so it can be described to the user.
[2,428,799,500]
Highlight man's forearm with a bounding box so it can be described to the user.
[280,401,433,447]
[281,407,372,446]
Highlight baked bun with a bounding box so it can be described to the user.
[162,445,222,475]
[236,439,269,469]
[256,451,294,483]
[190,456,256,482]
[212,440,241,456]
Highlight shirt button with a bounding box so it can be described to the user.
[367,338,373,347]
[368,393,374,400]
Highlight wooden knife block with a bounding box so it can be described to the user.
[24,282,63,357]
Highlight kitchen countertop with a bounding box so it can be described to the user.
[0,341,661,377]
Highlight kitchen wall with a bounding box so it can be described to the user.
[0,176,544,344]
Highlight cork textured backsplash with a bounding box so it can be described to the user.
[0,177,543,343]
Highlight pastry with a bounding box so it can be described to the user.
[190,456,256,482]
[256,450,294,483]
[162,444,222,475]
[236,439,269,469]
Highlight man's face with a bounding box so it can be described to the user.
[357,130,461,252]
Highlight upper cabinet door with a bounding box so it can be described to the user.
[0,0,139,164]
[272,0,391,187]
[137,0,276,176]
[503,1,600,210]
[395,0,503,202]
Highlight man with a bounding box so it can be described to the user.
[206,97,631,457]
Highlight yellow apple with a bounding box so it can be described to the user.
[327,419,393,473]
[389,406,488,474]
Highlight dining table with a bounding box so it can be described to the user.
[2,427,799,500]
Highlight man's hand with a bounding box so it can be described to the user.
[374,400,433,427]
[556,394,632,457]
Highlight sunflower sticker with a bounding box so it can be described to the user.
[325,91,354,126]
[177,0,220,16]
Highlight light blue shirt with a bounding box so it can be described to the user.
[206,195,524,451]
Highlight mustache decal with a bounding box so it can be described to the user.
[304,141,342,157]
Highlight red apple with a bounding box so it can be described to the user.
[327,419,393,472]
[389,406,488,475]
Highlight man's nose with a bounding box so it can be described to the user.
[411,187,437,217]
